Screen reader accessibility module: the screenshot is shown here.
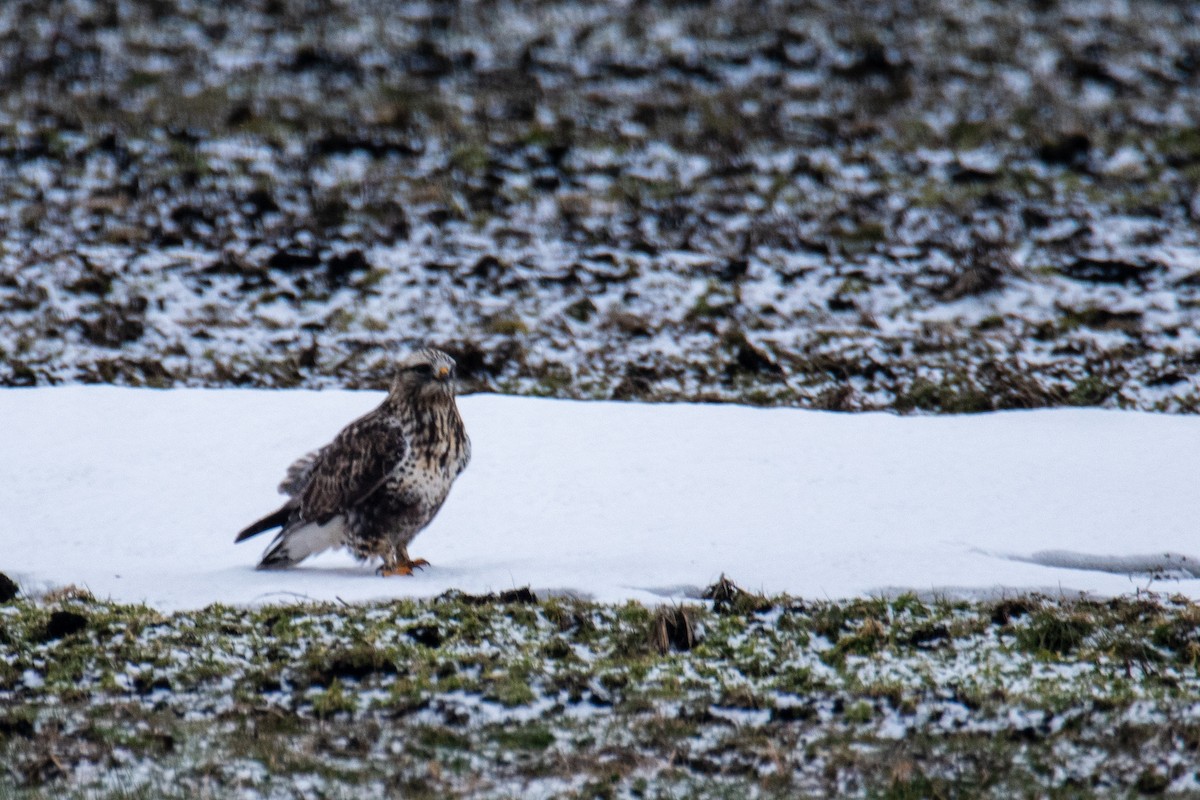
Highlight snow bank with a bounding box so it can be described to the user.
[1,387,1197,610]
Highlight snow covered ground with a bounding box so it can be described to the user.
[2,386,1197,610]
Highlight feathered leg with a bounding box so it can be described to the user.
[377,544,429,577]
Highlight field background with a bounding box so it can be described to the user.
[2,0,1200,410]
[4,0,1200,797]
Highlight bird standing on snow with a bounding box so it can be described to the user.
[235,348,471,575]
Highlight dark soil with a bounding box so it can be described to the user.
[2,0,1199,411]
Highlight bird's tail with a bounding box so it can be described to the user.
[234,504,292,543]
[256,519,344,570]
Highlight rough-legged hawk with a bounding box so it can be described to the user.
[235,348,471,576]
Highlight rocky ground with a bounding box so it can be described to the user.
[2,0,1199,410]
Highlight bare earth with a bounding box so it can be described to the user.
[2,0,1199,411]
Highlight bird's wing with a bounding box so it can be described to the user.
[297,413,408,525]
[278,449,324,496]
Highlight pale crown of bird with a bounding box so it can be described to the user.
[390,348,459,400]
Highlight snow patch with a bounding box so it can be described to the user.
[1,387,1199,610]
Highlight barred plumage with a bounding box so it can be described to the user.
[235,348,471,576]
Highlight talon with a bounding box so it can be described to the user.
[377,557,429,577]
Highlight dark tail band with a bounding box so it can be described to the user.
[234,505,291,543]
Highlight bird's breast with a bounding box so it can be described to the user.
[386,451,454,504]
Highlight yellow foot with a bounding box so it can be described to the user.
[377,559,430,577]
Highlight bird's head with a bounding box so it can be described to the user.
[390,348,459,402]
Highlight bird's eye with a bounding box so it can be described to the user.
[411,363,434,376]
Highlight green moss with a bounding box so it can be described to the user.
[1157,127,1200,162]
[492,723,555,750]
[6,592,1200,798]
[946,120,998,150]
[844,700,873,723]
[774,666,819,695]
[837,222,886,253]
[417,726,470,750]
[125,71,161,90]
[484,314,528,336]
[533,365,573,394]
[1015,611,1094,656]
[485,670,538,707]
[310,678,358,717]
[881,768,950,800]
[896,376,993,414]
[1066,376,1115,407]
[826,617,888,663]
[449,142,489,174]
[564,298,597,323]
[685,282,736,322]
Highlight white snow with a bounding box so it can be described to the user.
[2,386,1198,610]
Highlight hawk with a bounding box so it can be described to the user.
[235,348,471,576]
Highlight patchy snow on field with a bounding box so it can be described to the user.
[1,386,1197,610]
